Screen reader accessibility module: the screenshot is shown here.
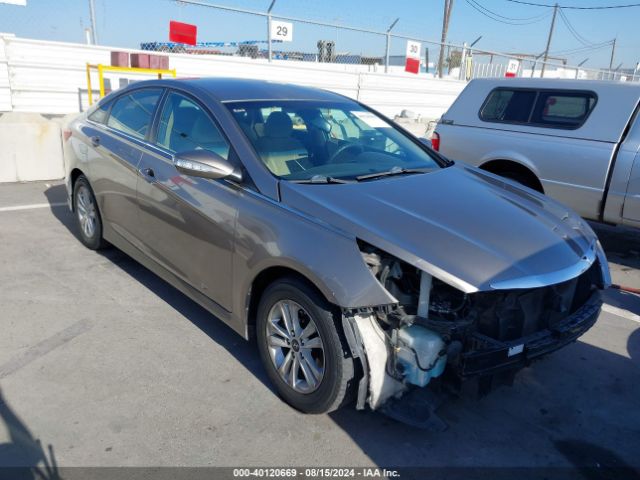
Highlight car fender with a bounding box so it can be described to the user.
[230,193,397,337]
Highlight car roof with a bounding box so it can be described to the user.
[469,77,640,94]
[121,77,350,103]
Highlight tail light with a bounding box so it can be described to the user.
[63,129,73,142]
[430,131,440,151]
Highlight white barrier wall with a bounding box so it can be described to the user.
[0,35,465,118]
[0,34,466,182]
[0,113,64,182]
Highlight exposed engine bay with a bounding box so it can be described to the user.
[343,240,606,413]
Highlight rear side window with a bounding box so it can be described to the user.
[107,89,162,140]
[480,88,596,129]
[530,92,596,128]
[88,101,111,124]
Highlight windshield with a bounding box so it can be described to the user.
[225,100,443,181]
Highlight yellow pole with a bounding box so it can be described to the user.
[98,64,105,99]
[86,64,93,106]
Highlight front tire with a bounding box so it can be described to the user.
[256,277,355,413]
[73,175,107,250]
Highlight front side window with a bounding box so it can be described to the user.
[156,92,230,159]
[480,89,537,123]
[107,89,162,140]
[226,100,442,181]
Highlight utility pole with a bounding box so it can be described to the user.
[609,37,617,71]
[437,0,454,78]
[540,3,558,78]
[88,0,98,45]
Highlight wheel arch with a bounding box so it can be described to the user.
[480,158,544,193]
[245,265,338,340]
[69,168,86,211]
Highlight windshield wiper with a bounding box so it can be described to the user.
[291,175,355,184]
[355,167,430,182]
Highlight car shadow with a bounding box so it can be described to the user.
[327,334,640,477]
[590,221,640,273]
[589,222,640,317]
[43,185,640,475]
[42,184,272,394]
[0,389,61,479]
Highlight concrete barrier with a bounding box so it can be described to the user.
[0,112,65,183]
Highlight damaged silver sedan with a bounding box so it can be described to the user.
[63,78,611,420]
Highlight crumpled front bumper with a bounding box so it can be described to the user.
[460,289,602,377]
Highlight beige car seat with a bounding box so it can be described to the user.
[255,111,308,176]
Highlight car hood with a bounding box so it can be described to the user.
[279,164,599,293]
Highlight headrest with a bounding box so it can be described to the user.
[265,111,293,138]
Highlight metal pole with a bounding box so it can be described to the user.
[267,15,272,61]
[458,42,467,80]
[540,3,558,78]
[267,0,276,62]
[609,37,617,71]
[88,0,98,44]
[384,34,391,73]
[384,18,399,74]
[437,0,454,78]
[86,64,93,106]
[531,52,544,78]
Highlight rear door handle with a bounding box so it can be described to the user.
[90,136,100,147]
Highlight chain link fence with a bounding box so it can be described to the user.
[0,0,637,81]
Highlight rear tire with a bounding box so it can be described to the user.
[256,277,355,414]
[73,175,107,250]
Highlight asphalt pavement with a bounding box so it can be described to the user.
[0,180,638,476]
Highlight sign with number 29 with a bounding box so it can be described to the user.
[271,20,293,42]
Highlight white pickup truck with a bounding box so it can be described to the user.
[432,78,640,228]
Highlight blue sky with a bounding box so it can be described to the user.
[0,0,637,69]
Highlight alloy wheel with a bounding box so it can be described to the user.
[76,185,97,239]
[265,300,325,394]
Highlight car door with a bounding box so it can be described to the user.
[621,117,640,224]
[136,90,239,311]
[84,88,163,246]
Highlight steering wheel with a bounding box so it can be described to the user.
[328,143,365,164]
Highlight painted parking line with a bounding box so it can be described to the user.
[0,202,67,212]
[0,319,91,379]
[602,303,640,324]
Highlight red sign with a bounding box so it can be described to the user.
[405,57,420,74]
[170,21,197,46]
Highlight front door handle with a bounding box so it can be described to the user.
[141,167,155,179]
[90,136,100,147]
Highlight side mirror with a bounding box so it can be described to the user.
[174,150,242,182]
